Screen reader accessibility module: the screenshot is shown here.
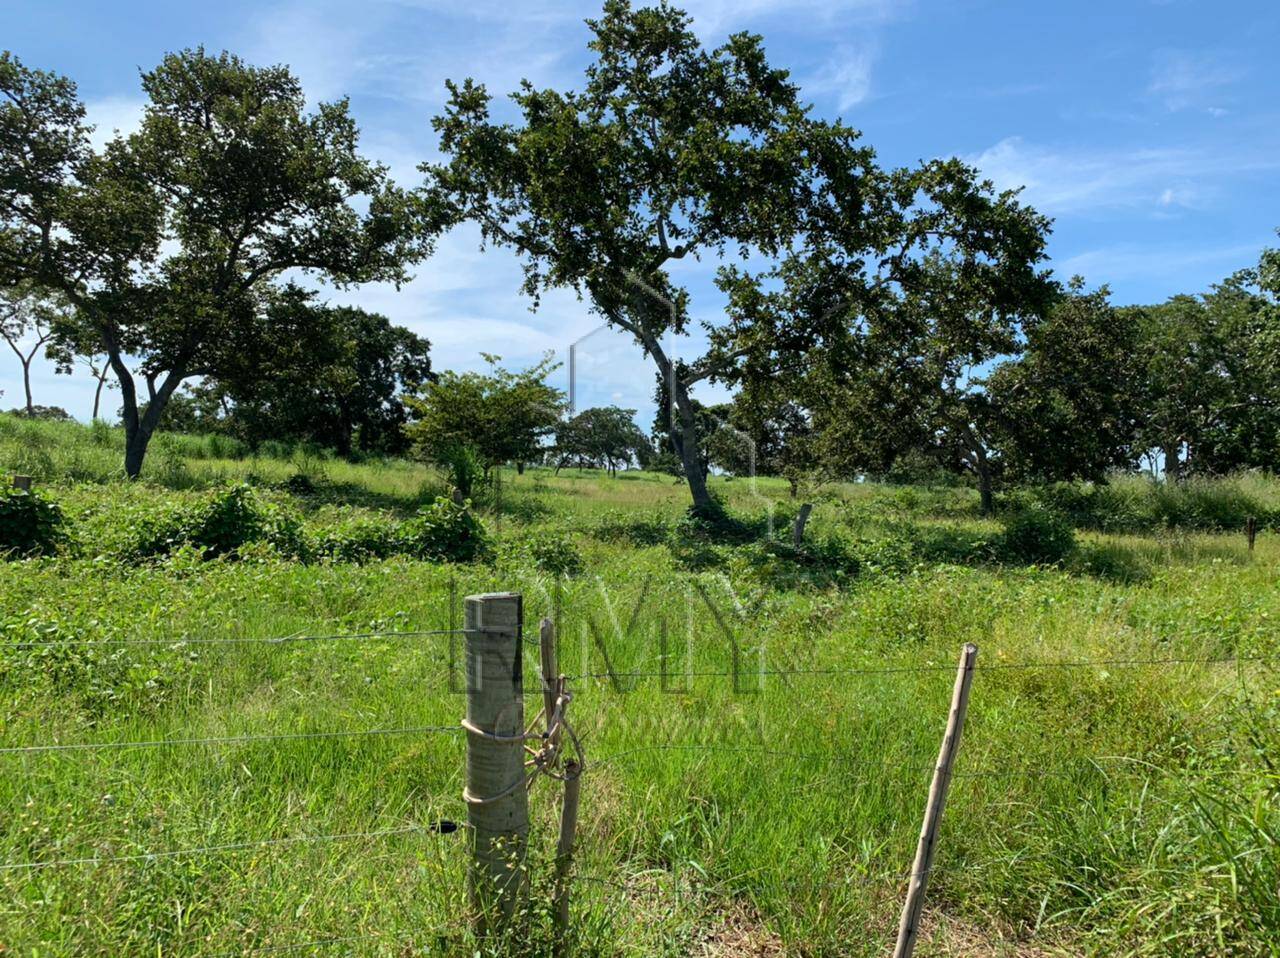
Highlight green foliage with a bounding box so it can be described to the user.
[400,496,489,563]
[498,528,584,577]
[1032,475,1279,533]
[554,406,649,474]
[0,48,437,477]
[123,484,306,562]
[989,278,1143,483]
[0,488,66,557]
[999,502,1077,565]
[406,355,564,476]
[311,513,404,563]
[435,442,487,501]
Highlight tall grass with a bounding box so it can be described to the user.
[1,414,1278,954]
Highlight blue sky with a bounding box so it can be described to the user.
[3,0,1278,424]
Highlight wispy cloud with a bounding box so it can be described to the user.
[1057,240,1263,288]
[1147,49,1242,112]
[805,44,876,113]
[967,136,1275,215]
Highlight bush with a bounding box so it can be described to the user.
[401,497,489,563]
[499,529,584,577]
[999,503,1076,565]
[125,484,306,562]
[313,514,403,563]
[0,488,66,558]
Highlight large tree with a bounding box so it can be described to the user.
[0,49,436,477]
[1131,242,1280,478]
[200,294,432,456]
[554,405,649,475]
[987,278,1144,484]
[428,1,1051,512]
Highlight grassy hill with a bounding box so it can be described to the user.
[1,413,1277,956]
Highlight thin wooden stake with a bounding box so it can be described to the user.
[893,643,978,958]
[12,475,32,491]
[463,592,529,936]
[553,754,582,956]
[539,618,558,741]
[1246,516,1258,553]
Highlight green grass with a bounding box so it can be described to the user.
[1,415,1278,956]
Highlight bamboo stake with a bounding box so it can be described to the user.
[893,643,978,958]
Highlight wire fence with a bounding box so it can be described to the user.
[1,607,1274,953]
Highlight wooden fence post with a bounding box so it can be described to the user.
[463,592,529,936]
[12,475,32,491]
[893,643,978,958]
[553,750,582,957]
[1246,516,1258,553]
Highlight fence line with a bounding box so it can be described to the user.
[0,820,462,873]
[6,628,466,651]
[564,653,1277,683]
[0,723,462,756]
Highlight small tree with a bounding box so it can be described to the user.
[0,50,437,477]
[405,354,564,484]
[0,284,66,416]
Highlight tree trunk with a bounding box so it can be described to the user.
[629,322,713,512]
[92,375,105,420]
[1163,442,1181,482]
[22,361,33,416]
[113,359,184,480]
[792,503,813,549]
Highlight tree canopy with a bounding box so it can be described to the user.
[0,49,439,476]
[427,0,1053,512]
[405,354,564,477]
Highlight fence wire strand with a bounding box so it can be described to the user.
[0,723,462,756]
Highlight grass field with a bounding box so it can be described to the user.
[1,414,1278,956]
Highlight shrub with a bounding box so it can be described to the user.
[401,497,489,563]
[674,499,763,545]
[0,488,66,558]
[999,503,1076,565]
[499,529,584,577]
[313,515,403,563]
[124,484,306,562]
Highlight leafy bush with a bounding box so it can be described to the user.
[124,484,306,562]
[401,496,489,563]
[999,503,1076,565]
[499,528,584,577]
[0,488,67,558]
[675,499,765,545]
[435,442,487,501]
[313,514,403,563]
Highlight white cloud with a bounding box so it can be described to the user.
[1148,49,1241,112]
[806,45,875,113]
[967,136,1275,215]
[1057,241,1262,286]
[84,96,145,149]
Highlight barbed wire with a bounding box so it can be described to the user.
[0,724,462,756]
[4,628,465,651]
[563,653,1278,683]
[0,819,462,873]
